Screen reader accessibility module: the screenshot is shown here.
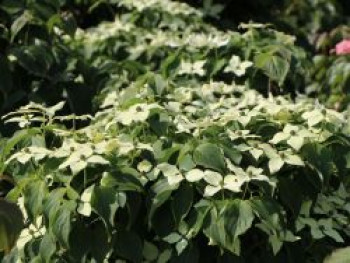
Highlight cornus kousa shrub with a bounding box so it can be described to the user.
[69,0,308,100]
[0,0,349,262]
[1,83,350,262]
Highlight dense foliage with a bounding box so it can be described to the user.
[0,0,350,262]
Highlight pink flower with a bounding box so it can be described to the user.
[335,39,350,55]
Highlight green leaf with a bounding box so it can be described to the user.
[163,233,182,244]
[178,154,196,172]
[171,184,193,226]
[250,198,284,233]
[149,179,174,227]
[39,234,56,262]
[90,187,125,232]
[114,230,143,263]
[43,188,65,224]
[301,143,333,182]
[193,143,226,173]
[51,203,74,248]
[324,228,344,243]
[203,200,254,255]
[10,10,32,42]
[158,249,172,263]
[100,171,143,192]
[255,52,290,86]
[222,146,242,165]
[175,239,188,255]
[24,181,47,221]
[0,200,24,253]
[278,178,302,217]
[11,45,54,77]
[143,241,159,261]
[69,220,109,262]
[269,234,283,255]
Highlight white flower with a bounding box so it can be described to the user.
[224,55,253,76]
[302,107,344,127]
[58,143,109,175]
[6,147,51,165]
[137,160,153,173]
[116,103,161,126]
[178,60,206,76]
[157,163,183,186]
[203,170,247,197]
[227,129,259,141]
[270,124,314,150]
[262,145,304,174]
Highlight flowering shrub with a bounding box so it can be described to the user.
[0,0,349,262]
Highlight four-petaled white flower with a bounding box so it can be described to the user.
[58,143,109,175]
[178,60,206,76]
[203,170,243,197]
[116,103,161,126]
[270,124,314,151]
[302,107,344,127]
[5,146,51,165]
[227,129,259,141]
[224,55,253,76]
[261,144,304,174]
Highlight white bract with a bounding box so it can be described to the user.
[302,107,344,127]
[224,55,253,76]
[157,163,183,186]
[6,147,51,165]
[137,160,153,173]
[262,145,304,174]
[203,170,246,196]
[178,60,206,76]
[58,144,109,175]
[116,103,161,126]
[270,124,314,150]
[77,185,94,217]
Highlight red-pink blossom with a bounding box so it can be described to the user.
[335,39,350,55]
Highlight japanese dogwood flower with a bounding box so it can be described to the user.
[270,124,314,151]
[178,60,206,76]
[224,55,253,76]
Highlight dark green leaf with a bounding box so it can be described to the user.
[10,10,32,42]
[255,52,290,86]
[193,143,226,173]
[0,200,23,252]
[203,200,254,255]
[114,230,143,263]
[90,186,124,231]
[24,181,47,221]
[171,184,193,226]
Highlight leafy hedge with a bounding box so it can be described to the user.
[0,0,108,136]
[0,0,350,262]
